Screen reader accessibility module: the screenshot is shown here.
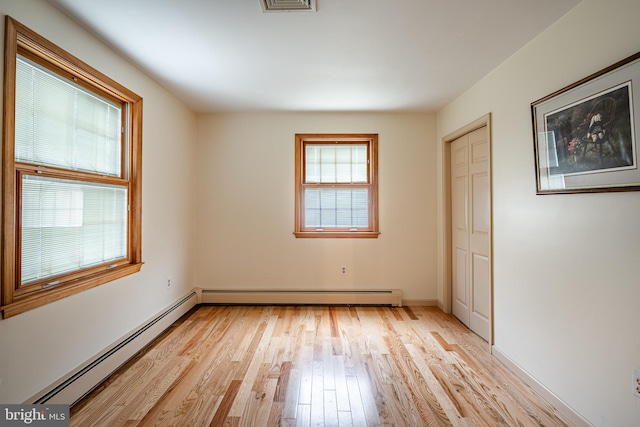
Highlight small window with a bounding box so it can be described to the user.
[294,134,379,238]
[1,17,143,318]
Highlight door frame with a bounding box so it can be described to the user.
[441,113,493,349]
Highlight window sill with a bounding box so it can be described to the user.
[1,262,143,318]
[294,231,380,239]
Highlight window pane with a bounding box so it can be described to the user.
[304,188,368,228]
[21,175,127,284]
[15,56,122,176]
[305,144,367,183]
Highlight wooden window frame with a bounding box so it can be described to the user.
[1,17,143,318]
[294,133,379,238]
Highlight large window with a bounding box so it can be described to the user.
[294,134,379,238]
[1,17,143,318]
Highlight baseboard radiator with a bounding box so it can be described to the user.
[30,292,198,406]
[199,289,403,307]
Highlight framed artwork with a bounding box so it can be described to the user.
[532,51,640,194]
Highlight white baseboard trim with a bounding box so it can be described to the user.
[199,288,403,307]
[491,346,593,427]
[29,291,198,406]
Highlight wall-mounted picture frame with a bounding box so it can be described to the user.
[532,51,640,194]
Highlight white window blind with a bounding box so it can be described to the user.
[304,188,369,228]
[305,144,367,183]
[15,56,127,286]
[304,144,369,228]
[15,56,122,176]
[21,175,127,284]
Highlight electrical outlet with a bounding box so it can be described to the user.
[340,266,347,275]
[633,369,640,398]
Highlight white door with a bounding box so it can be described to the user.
[450,126,491,342]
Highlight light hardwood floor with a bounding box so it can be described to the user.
[71,305,572,426]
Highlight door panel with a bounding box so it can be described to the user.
[471,253,491,321]
[451,136,470,325]
[450,126,491,342]
[454,247,468,319]
[472,173,490,234]
[453,176,468,230]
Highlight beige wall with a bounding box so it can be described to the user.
[437,0,640,425]
[0,0,197,403]
[195,112,437,302]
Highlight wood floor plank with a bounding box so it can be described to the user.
[71,305,573,427]
[370,353,422,425]
[116,356,192,423]
[404,343,465,427]
[383,331,452,426]
[337,410,353,427]
[323,390,338,427]
[282,367,301,419]
[267,401,284,427]
[274,360,292,402]
[70,358,155,426]
[353,353,383,426]
[345,374,368,427]
[295,404,311,427]
[209,379,243,426]
[255,378,279,427]
[333,355,350,413]
[310,360,325,426]
[229,314,277,417]
[297,345,313,406]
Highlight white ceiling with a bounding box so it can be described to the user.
[48,0,580,113]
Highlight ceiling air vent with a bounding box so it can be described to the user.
[261,0,316,12]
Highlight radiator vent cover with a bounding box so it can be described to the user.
[200,289,402,307]
[261,0,316,12]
